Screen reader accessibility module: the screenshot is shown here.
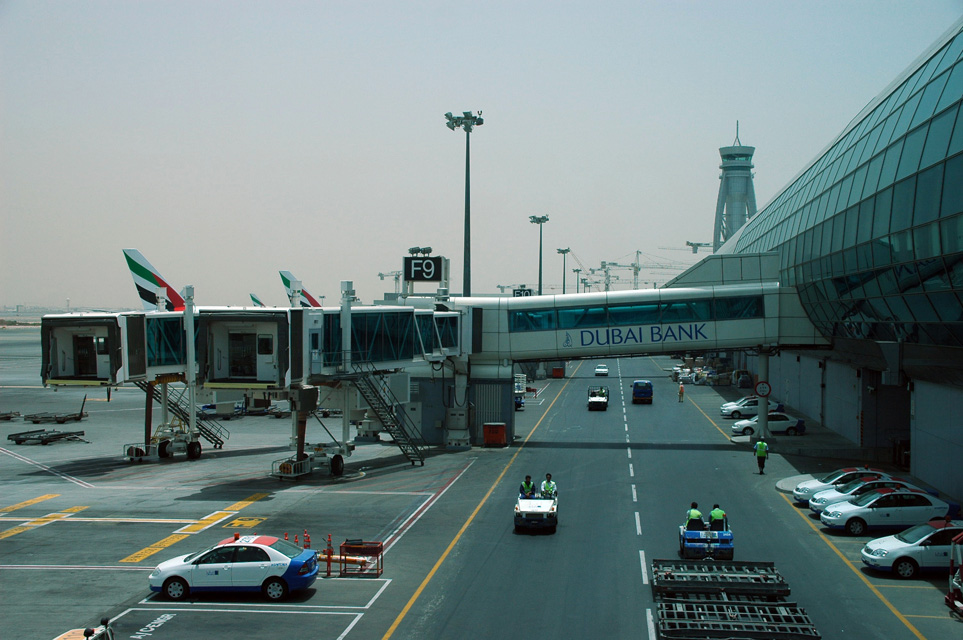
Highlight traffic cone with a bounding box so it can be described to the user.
[294,534,298,545]
[284,532,288,540]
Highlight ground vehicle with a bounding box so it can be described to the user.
[861,518,963,578]
[515,496,558,533]
[719,396,758,419]
[678,514,734,560]
[587,386,609,411]
[809,476,928,514]
[730,411,804,436]
[594,364,608,376]
[820,488,958,536]
[947,530,963,618]
[792,467,889,504]
[631,380,653,404]
[514,395,525,411]
[149,534,319,601]
[54,617,113,640]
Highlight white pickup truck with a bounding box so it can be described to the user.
[514,496,558,533]
[588,386,609,411]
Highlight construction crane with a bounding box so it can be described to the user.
[659,241,713,254]
[378,271,403,295]
[592,251,689,290]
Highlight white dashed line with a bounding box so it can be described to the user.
[629,464,634,477]
[635,511,642,535]
[632,484,637,502]
[639,550,648,584]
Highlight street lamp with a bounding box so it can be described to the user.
[573,267,582,293]
[445,110,484,296]
[529,215,550,295]
[557,248,570,294]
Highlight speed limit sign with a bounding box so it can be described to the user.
[755,381,771,397]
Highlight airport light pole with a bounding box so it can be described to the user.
[573,268,582,293]
[557,248,570,294]
[529,215,550,295]
[445,111,483,297]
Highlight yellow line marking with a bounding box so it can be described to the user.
[382,365,577,639]
[876,583,939,589]
[120,534,190,563]
[0,526,32,540]
[223,493,269,512]
[778,493,928,640]
[0,494,59,513]
[0,508,86,540]
[225,517,266,529]
[176,511,232,534]
[62,506,87,513]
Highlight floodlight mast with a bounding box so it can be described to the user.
[557,248,570,294]
[529,215,550,295]
[445,110,483,297]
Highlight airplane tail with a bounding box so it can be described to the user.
[279,271,322,307]
[123,249,186,311]
[249,293,266,307]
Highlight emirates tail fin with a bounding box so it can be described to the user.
[123,249,185,311]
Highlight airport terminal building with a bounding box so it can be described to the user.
[699,18,963,499]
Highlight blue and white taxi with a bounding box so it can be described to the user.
[808,476,927,514]
[861,518,963,578]
[820,488,957,536]
[149,534,319,601]
[792,467,889,504]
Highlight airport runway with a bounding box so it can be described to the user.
[0,326,957,640]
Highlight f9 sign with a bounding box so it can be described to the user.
[404,256,443,282]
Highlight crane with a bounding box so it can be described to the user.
[591,252,690,290]
[659,241,713,254]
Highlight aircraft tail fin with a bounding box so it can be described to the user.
[279,270,322,307]
[123,249,185,311]
[249,293,266,307]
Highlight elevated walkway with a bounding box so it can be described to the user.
[134,380,229,449]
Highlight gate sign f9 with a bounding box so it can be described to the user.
[404,256,443,282]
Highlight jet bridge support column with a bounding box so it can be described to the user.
[758,346,769,439]
[445,358,471,450]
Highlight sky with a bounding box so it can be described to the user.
[2,1,963,310]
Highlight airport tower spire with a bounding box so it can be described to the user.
[712,122,757,251]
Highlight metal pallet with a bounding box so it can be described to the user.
[651,559,790,598]
[657,600,820,639]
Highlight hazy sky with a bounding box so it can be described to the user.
[3,1,962,309]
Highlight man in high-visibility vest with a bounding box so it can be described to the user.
[519,475,537,498]
[540,473,557,498]
[684,502,702,529]
[709,504,727,531]
[754,438,769,474]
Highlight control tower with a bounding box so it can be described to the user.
[712,123,757,251]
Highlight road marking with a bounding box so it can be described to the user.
[225,516,266,529]
[646,608,656,640]
[627,447,632,459]
[222,493,269,511]
[632,484,637,502]
[0,447,95,487]
[381,363,577,640]
[778,493,929,640]
[639,550,648,584]
[120,534,190,563]
[629,463,634,477]
[175,511,233,534]
[0,508,87,540]
[0,494,59,512]
[635,511,642,535]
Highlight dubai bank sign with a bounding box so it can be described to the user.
[566,323,710,348]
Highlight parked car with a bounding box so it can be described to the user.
[149,535,319,601]
[730,411,804,436]
[594,364,609,376]
[861,518,963,578]
[792,467,890,504]
[820,488,958,536]
[809,476,930,514]
[720,396,783,419]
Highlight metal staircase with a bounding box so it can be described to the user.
[134,381,230,449]
[352,365,427,466]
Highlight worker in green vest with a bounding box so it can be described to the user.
[709,504,727,530]
[519,475,537,498]
[684,502,703,529]
[540,473,557,498]
[754,438,769,474]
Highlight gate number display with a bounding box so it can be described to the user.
[404,257,443,282]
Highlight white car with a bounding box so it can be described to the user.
[730,411,803,436]
[594,364,609,376]
[149,535,320,601]
[514,496,558,533]
[720,396,758,419]
[792,467,889,504]
[861,518,963,578]
[820,488,956,536]
[809,476,925,514]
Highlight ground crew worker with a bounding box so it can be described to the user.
[678,383,685,402]
[519,475,537,498]
[754,438,769,474]
[684,502,702,528]
[709,504,727,530]
[540,473,557,498]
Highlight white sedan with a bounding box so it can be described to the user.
[808,476,925,514]
[820,488,956,536]
[720,396,758,419]
[594,364,609,376]
[792,467,889,504]
[730,411,804,436]
[861,518,963,578]
[149,534,319,601]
